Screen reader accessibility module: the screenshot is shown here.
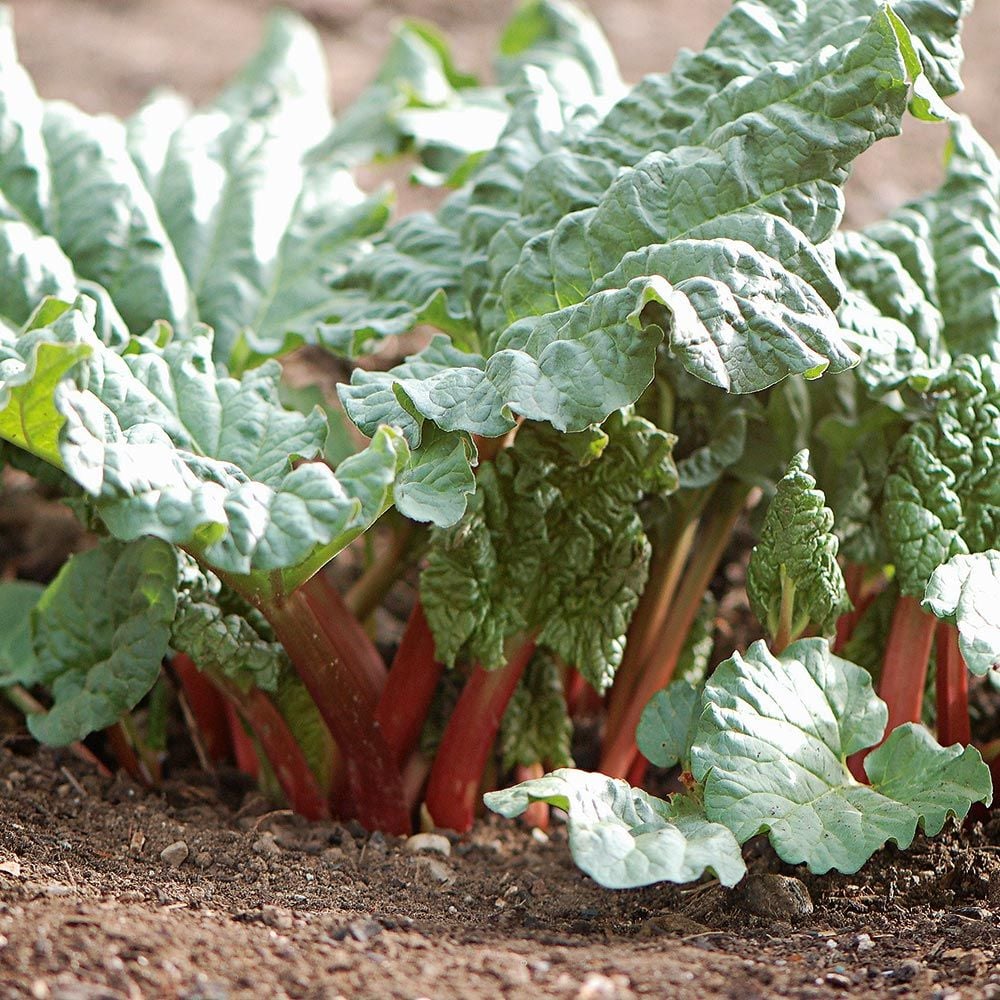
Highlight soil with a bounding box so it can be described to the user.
[1,744,999,1000]
[1,2,999,997]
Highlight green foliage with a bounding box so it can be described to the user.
[500,650,573,771]
[23,538,178,745]
[484,770,746,889]
[923,551,1000,675]
[493,639,991,886]
[746,450,850,642]
[420,411,677,690]
[883,355,1000,597]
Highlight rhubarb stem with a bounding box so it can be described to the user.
[375,601,444,767]
[423,636,537,832]
[345,520,418,622]
[772,569,796,654]
[262,587,410,833]
[877,594,938,735]
[210,672,329,820]
[171,653,231,763]
[601,481,748,779]
[935,622,970,747]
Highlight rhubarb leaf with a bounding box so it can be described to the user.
[0,580,43,685]
[636,680,701,771]
[0,300,410,599]
[746,450,850,641]
[500,650,572,771]
[171,561,287,692]
[883,355,1000,597]
[923,551,1000,676]
[343,6,941,456]
[26,537,178,745]
[421,411,677,690]
[689,639,992,874]
[484,769,745,889]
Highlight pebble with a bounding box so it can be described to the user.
[576,973,630,999]
[737,873,813,920]
[414,857,454,884]
[348,918,383,944]
[825,973,851,989]
[404,832,451,857]
[892,958,922,982]
[260,905,293,930]
[252,832,281,857]
[855,933,875,952]
[159,841,189,868]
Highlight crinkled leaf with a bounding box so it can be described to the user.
[923,551,1000,676]
[883,355,1000,597]
[0,580,43,685]
[344,8,940,455]
[171,569,288,693]
[689,639,992,874]
[500,650,572,771]
[421,412,677,690]
[636,680,702,771]
[746,450,850,640]
[484,769,745,889]
[0,301,410,599]
[26,537,178,745]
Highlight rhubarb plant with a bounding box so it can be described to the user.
[488,640,992,887]
[2,0,997,869]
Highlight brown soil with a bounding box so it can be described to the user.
[2,2,1000,998]
[1,744,998,1000]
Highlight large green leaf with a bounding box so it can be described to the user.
[0,300,411,599]
[689,639,991,874]
[342,7,946,455]
[26,537,178,745]
[923,551,1000,676]
[484,769,746,889]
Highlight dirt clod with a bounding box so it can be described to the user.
[737,873,814,920]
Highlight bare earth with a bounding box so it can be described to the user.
[1,2,999,998]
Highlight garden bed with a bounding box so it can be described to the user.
[1,745,998,999]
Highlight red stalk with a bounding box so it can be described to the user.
[848,594,937,780]
[300,571,387,702]
[601,485,747,778]
[171,653,231,762]
[876,594,938,734]
[834,563,882,653]
[218,679,329,820]
[225,701,260,778]
[375,601,445,767]
[423,637,537,832]
[625,751,648,789]
[105,722,155,787]
[935,622,970,747]
[603,517,699,741]
[262,587,410,833]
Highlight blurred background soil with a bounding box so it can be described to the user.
[7,0,999,229]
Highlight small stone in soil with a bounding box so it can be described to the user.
[159,841,189,867]
[404,832,452,857]
[737,873,813,920]
[414,857,454,884]
[855,933,875,952]
[892,958,922,982]
[252,832,280,856]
